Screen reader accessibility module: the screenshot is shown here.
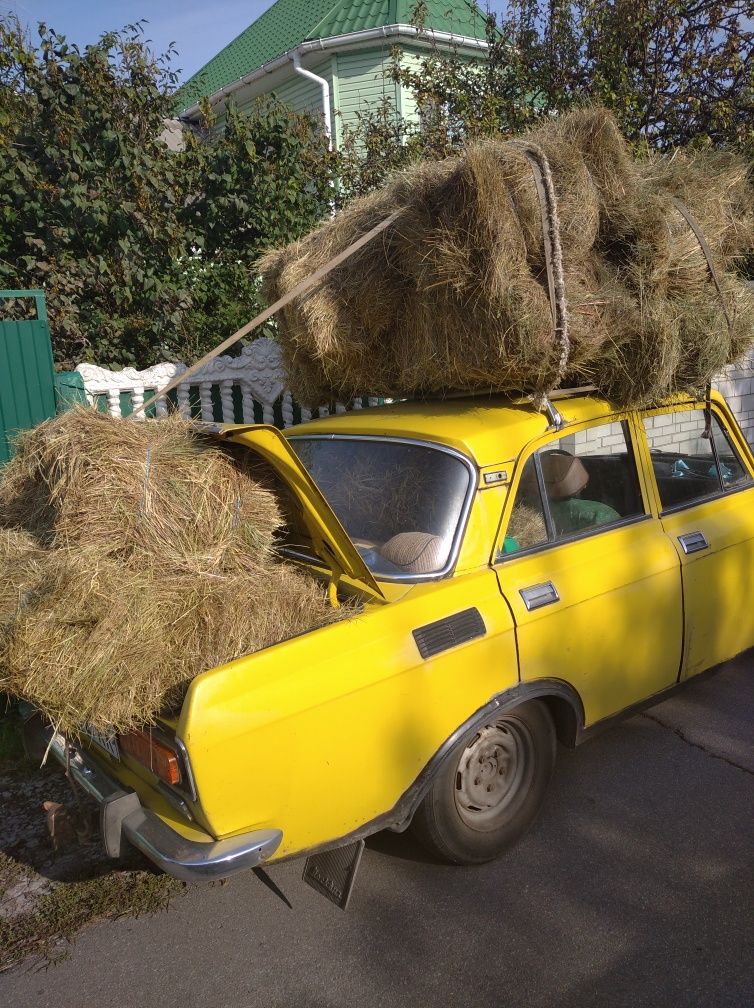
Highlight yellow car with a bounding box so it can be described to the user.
[25,389,754,894]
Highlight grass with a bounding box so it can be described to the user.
[0,853,183,971]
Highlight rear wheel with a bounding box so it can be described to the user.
[410,700,556,865]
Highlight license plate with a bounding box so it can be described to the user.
[82,725,120,760]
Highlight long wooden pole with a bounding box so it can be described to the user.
[138,210,402,418]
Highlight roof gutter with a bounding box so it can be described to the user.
[179,24,491,120]
[291,50,332,149]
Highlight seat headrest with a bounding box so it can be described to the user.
[540,452,589,499]
[378,532,445,573]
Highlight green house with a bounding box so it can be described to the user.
[176,0,490,147]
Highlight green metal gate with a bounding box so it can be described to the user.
[0,290,56,463]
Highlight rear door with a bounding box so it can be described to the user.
[494,415,683,726]
[636,400,754,678]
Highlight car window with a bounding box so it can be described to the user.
[289,436,472,579]
[500,420,644,557]
[642,410,753,511]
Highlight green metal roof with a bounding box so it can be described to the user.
[311,0,488,40]
[176,0,489,113]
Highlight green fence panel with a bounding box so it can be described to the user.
[0,290,56,463]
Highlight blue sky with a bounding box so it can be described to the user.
[5,3,753,84]
[4,1,270,81]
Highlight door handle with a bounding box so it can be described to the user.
[678,531,709,554]
[520,581,560,611]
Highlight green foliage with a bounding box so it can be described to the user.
[338,1,753,186]
[507,0,754,151]
[0,17,334,369]
[0,17,189,368]
[187,100,334,261]
[180,98,334,359]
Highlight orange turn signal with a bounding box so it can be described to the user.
[120,729,181,786]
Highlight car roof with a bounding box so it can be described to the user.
[284,392,698,468]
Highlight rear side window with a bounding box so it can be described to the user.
[642,410,753,511]
[500,420,645,557]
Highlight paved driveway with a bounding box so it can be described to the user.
[3,657,753,1008]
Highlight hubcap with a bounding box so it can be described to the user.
[454,719,534,829]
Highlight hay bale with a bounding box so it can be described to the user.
[0,408,282,574]
[0,410,355,734]
[507,504,547,551]
[0,544,343,734]
[260,106,754,408]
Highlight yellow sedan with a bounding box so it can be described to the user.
[26,390,754,887]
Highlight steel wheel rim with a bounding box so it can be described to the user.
[453,717,536,830]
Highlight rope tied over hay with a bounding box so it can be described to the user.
[508,139,569,408]
[672,196,733,437]
[258,107,754,408]
[139,446,152,517]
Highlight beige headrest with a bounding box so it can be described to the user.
[378,532,445,574]
[540,453,588,499]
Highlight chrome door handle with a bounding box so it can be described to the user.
[520,581,560,611]
[678,531,709,554]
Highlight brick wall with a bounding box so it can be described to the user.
[714,351,754,447]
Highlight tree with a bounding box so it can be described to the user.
[0,18,335,369]
[338,0,753,177]
[180,99,335,349]
[513,0,754,152]
[0,17,190,368]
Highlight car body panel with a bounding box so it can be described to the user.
[178,568,518,857]
[495,518,683,723]
[633,396,754,679]
[493,409,683,723]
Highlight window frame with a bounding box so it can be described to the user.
[493,414,652,564]
[638,403,754,517]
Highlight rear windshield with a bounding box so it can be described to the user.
[289,437,473,579]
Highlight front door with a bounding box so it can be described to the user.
[494,416,683,727]
[637,401,754,678]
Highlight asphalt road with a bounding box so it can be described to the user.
[4,657,753,1008]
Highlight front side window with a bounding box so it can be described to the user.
[289,437,473,579]
[500,420,644,557]
[642,410,753,511]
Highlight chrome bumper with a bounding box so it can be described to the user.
[24,717,282,883]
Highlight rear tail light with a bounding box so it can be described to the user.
[120,729,182,786]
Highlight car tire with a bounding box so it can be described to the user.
[410,700,556,865]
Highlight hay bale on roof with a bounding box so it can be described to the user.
[260,106,754,408]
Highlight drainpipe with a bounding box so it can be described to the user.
[292,50,333,150]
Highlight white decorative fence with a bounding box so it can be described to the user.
[76,337,382,427]
[76,337,754,443]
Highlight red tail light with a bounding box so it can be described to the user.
[120,729,182,786]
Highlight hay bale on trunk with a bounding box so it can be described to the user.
[0,410,353,735]
[260,107,754,408]
[0,408,282,573]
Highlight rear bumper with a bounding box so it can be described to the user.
[24,717,282,883]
